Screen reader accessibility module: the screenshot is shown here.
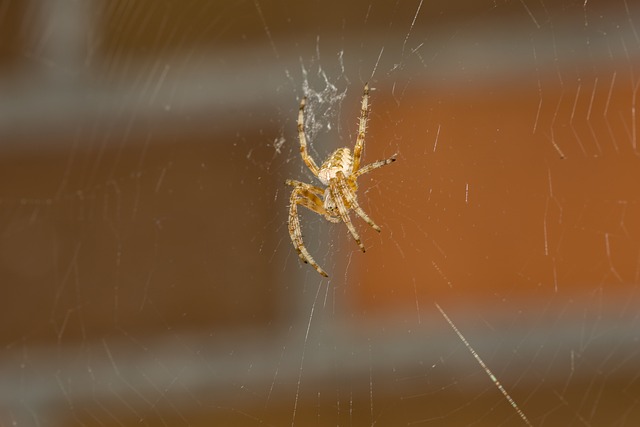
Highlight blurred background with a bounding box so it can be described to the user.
[1,0,639,425]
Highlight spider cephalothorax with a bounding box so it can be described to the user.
[286,83,396,277]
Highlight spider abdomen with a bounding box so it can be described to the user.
[318,147,353,185]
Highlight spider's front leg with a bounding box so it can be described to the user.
[335,171,381,232]
[328,180,366,253]
[286,181,329,277]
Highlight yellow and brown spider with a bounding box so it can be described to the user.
[286,83,396,277]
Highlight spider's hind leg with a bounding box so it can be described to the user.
[354,154,397,178]
[352,83,370,173]
[297,97,321,177]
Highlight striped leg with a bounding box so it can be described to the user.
[351,83,370,173]
[287,181,329,277]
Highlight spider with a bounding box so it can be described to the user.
[286,83,396,277]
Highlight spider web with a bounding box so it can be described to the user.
[0,0,639,426]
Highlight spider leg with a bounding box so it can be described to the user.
[288,183,329,277]
[285,179,324,195]
[328,179,366,253]
[286,179,340,223]
[354,154,397,178]
[297,97,320,177]
[335,171,381,232]
[351,83,370,174]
